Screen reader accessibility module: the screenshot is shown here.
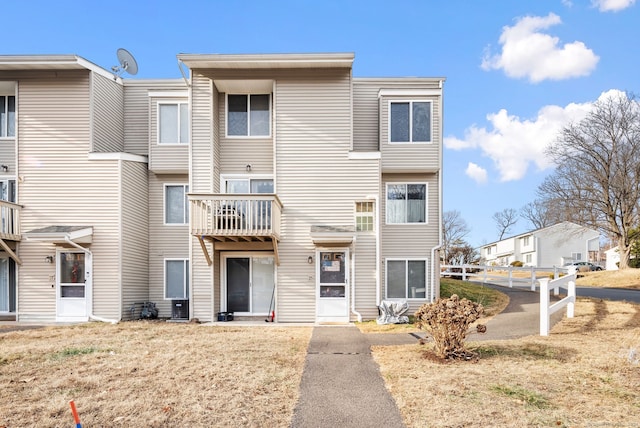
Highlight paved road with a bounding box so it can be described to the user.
[576,286,640,303]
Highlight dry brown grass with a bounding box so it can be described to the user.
[577,268,640,289]
[488,267,640,289]
[372,297,640,427]
[0,322,311,427]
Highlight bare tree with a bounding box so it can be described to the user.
[493,208,518,240]
[520,199,567,230]
[538,91,640,269]
[442,210,470,264]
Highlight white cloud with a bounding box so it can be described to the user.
[465,163,488,184]
[481,13,599,83]
[444,90,627,182]
[592,0,636,11]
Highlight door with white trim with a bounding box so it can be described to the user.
[223,254,274,315]
[317,249,349,323]
[56,251,90,321]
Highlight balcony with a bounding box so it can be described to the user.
[0,200,21,241]
[188,194,282,264]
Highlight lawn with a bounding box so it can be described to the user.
[2,272,639,427]
[0,323,311,427]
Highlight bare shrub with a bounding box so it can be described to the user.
[414,294,483,360]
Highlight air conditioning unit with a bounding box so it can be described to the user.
[171,300,189,320]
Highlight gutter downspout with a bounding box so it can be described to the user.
[431,245,442,303]
[431,80,445,303]
[64,236,118,324]
[375,195,381,308]
[350,237,362,322]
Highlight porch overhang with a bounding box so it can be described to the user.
[24,226,93,244]
[310,225,355,246]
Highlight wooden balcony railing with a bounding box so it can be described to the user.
[188,194,282,240]
[0,200,21,241]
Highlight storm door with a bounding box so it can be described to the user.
[317,249,349,322]
[56,251,90,321]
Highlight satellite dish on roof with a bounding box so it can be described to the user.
[111,48,138,77]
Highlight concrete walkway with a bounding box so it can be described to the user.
[290,285,562,427]
[290,326,406,428]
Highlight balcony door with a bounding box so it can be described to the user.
[223,254,275,316]
[224,177,274,229]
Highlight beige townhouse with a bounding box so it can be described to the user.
[0,52,443,324]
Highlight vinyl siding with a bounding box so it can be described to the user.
[149,96,189,173]
[380,93,442,172]
[17,72,122,321]
[120,160,149,319]
[190,72,215,320]
[218,95,273,176]
[353,233,378,320]
[123,80,187,156]
[148,173,190,318]
[274,69,377,322]
[0,138,15,176]
[91,73,124,153]
[380,172,440,314]
[352,81,380,152]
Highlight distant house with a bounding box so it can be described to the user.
[480,222,600,267]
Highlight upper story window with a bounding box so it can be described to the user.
[390,100,432,143]
[0,96,16,138]
[165,184,189,225]
[227,94,270,137]
[159,102,189,144]
[386,183,427,224]
[522,236,530,246]
[355,201,375,232]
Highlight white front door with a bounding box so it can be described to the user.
[56,251,90,322]
[317,249,349,323]
[223,254,275,316]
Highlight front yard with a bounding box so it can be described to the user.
[2,273,639,427]
[0,323,311,427]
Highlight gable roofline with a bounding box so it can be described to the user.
[480,221,598,249]
[177,52,355,70]
[0,54,121,83]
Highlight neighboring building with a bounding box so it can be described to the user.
[480,222,600,268]
[0,52,444,323]
[604,247,620,271]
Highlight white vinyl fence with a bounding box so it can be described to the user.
[538,267,577,336]
[441,264,565,290]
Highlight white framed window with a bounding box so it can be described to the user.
[522,236,530,246]
[0,96,16,138]
[158,101,189,144]
[572,252,582,261]
[525,254,532,263]
[227,94,270,137]
[386,259,427,299]
[389,100,432,143]
[487,246,492,255]
[165,259,189,299]
[164,184,189,225]
[222,176,274,194]
[355,201,375,232]
[386,183,427,224]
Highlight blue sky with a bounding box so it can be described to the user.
[5,0,639,246]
